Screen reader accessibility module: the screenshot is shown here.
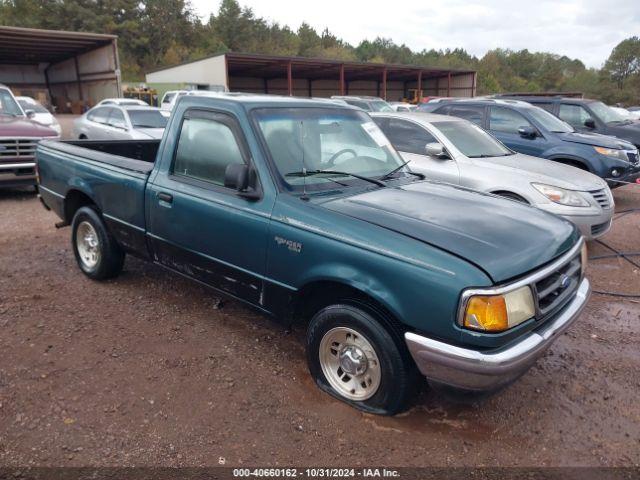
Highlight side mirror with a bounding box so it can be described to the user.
[584,118,596,129]
[518,126,538,138]
[224,163,260,200]
[24,109,36,119]
[425,142,449,159]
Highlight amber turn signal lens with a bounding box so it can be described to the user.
[464,295,508,332]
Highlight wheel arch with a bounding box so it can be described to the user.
[291,278,407,342]
[64,188,98,224]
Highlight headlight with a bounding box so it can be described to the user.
[593,146,628,162]
[532,183,590,207]
[461,286,535,332]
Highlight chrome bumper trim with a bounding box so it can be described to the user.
[405,278,591,391]
[0,162,36,170]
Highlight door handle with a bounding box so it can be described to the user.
[158,192,173,203]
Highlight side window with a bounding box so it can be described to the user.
[108,109,127,129]
[489,107,532,134]
[558,104,591,128]
[88,107,111,124]
[172,115,246,187]
[448,105,484,126]
[536,103,554,113]
[162,93,175,105]
[344,100,371,111]
[377,118,437,155]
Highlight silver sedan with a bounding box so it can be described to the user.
[371,112,614,240]
[72,105,167,140]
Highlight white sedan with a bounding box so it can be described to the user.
[15,96,62,135]
[72,105,167,140]
[371,111,614,240]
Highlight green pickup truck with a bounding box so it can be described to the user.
[36,94,590,414]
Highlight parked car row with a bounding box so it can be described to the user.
[37,92,594,415]
[422,98,640,187]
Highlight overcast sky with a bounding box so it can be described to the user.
[190,0,640,68]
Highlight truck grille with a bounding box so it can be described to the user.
[628,151,639,165]
[589,189,612,209]
[0,138,38,160]
[533,251,582,319]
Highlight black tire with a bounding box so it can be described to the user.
[496,191,528,204]
[307,302,417,415]
[71,206,124,280]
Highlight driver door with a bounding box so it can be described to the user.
[374,117,460,185]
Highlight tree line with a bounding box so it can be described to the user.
[1,0,639,104]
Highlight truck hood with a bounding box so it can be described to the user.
[0,115,58,137]
[602,122,640,147]
[477,152,607,191]
[320,182,578,283]
[557,131,636,150]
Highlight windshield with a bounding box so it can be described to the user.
[128,110,168,128]
[433,121,512,157]
[0,89,23,116]
[18,100,49,114]
[370,100,394,112]
[527,106,573,133]
[254,107,405,192]
[589,101,629,124]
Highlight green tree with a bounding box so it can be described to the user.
[604,36,640,89]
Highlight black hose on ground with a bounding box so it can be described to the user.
[589,208,640,298]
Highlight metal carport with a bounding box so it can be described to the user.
[0,26,121,112]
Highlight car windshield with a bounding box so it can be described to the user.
[18,100,49,114]
[254,107,405,192]
[128,110,168,128]
[589,101,629,124]
[432,121,513,158]
[527,106,573,133]
[0,89,23,116]
[370,101,394,112]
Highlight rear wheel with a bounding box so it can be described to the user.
[307,302,417,415]
[71,206,124,280]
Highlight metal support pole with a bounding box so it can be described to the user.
[339,64,345,95]
[287,61,293,96]
[417,71,422,103]
[73,56,83,101]
[382,67,387,100]
[447,72,451,97]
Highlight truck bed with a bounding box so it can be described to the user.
[37,139,158,257]
[43,139,160,174]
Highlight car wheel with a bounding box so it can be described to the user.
[307,302,417,415]
[71,206,124,280]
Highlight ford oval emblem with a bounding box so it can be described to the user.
[559,274,571,290]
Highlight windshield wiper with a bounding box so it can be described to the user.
[285,169,386,187]
[134,124,162,128]
[380,160,425,181]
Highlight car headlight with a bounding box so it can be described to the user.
[460,286,535,332]
[594,146,628,162]
[532,183,590,207]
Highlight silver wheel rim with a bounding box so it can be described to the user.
[76,221,101,269]
[319,326,381,401]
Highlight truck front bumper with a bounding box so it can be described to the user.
[405,278,591,392]
[0,162,37,188]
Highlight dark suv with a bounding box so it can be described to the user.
[499,96,640,149]
[430,98,640,187]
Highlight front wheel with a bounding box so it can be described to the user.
[307,303,417,415]
[71,206,124,280]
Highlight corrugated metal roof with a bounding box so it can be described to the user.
[147,51,476,81]
[0,26,116,65]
